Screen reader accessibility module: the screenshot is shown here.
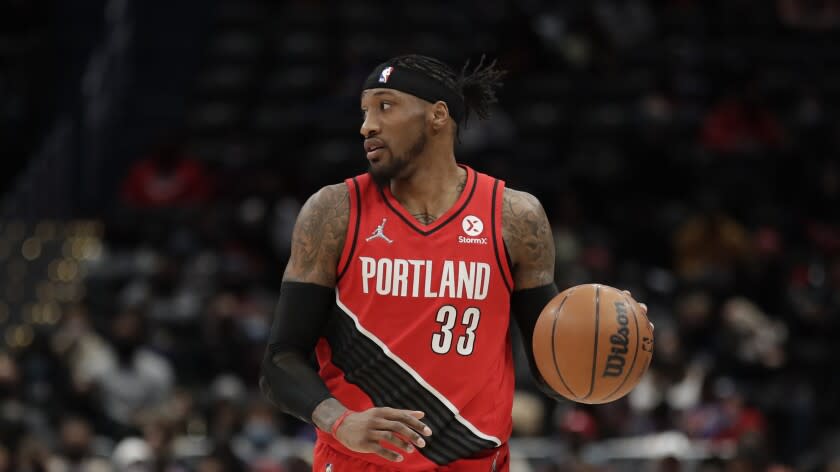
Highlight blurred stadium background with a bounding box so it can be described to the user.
[1,0,840,470]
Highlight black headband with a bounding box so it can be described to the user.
[362,63,465,124]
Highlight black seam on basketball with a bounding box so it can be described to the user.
[337,178,362,281]
[581,285,600,401]
[602,297,641,402]
[550,294,577,399]
[380,166,477,236]
[491,179,512,292]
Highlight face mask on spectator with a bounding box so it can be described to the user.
[244,421,275,449]
[240,317,269,342]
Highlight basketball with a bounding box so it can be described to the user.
[532,284,654,404]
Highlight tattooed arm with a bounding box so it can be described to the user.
[260,184,348,424]
[502,188,555,289]
[261,184,431,461]
[502,188,566,401]
[283,184,349,286]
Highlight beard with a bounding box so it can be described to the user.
[368,130,427,187]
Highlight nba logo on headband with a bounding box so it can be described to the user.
[379,66,394,83]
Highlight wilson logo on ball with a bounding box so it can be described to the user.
[603,301,630,378]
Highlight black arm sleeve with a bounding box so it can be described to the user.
[510,283,566,402]
[260,281,335,423]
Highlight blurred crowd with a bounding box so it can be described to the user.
[2,0,840,471]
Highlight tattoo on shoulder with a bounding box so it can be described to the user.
[284,183,349,286]
[502,187,555,289]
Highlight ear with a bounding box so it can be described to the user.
[429,101,451,131]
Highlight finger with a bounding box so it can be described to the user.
[371,430,415,453]
[640,302,648,314]
[374,419,426,447]
[371,444,403,462]
[382,409,433,436]
[623,290,632,297]
[649,321,655,332]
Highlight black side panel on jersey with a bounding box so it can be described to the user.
[324,306,499,465]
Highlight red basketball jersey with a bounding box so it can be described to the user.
[314,165,515,470]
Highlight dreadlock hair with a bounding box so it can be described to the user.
[388,54,507,130]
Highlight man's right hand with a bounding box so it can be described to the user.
[333,407,433,462]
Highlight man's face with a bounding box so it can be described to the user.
[360,89,428,186]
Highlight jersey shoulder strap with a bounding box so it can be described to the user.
[475,171,513,291]
[336,175,366,280]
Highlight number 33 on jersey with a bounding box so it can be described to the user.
[314,166,515,467]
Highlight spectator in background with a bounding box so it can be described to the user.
[714,394,767,444]
[51,304,112,423]
[196,445,246,472]
[552,406,599,471]
[592,0,655,52]
[16,434,51,472]
[203,289,270,384]
[673,207,751,284]
[110,437,152,471]
[195,456,225,472]
[206,393,243,446]
[657,456,682,472]
[0,445,9,472]
[0,352,29,453]
[628,325,707,433]
[2,336,57,451]
[121,136,214,208]
[142,419,188,472]
[281,457,312,472]
[698,457,727,472]
[701,78,785,155]
[231,400,283,465]
[682,377,767,446]
[824,457,840,472]
[47,415,112,472]
[91,309,174,436]
[719,297,787,371]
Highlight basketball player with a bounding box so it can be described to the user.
[260,55,645,471]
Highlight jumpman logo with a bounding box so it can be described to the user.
[366,218,393,244]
